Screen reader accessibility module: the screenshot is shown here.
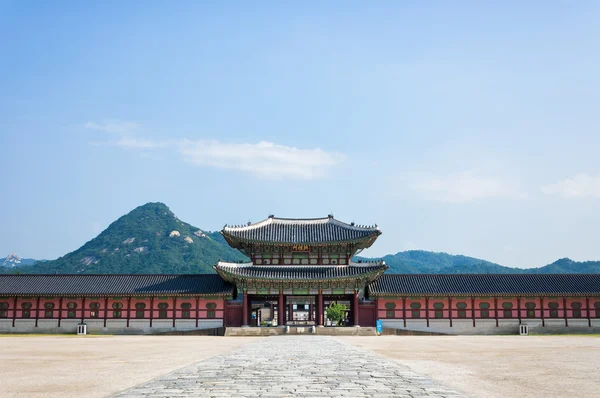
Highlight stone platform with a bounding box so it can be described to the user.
[225,326,377,336]
[112,335,463,397]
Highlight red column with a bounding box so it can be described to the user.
[494,297,499,327]
[12,297,17,328]
[517,297,522,325]
[278,291,284,326]
[353,290,360,327]
[308,304,313,321]
[425,297,430,328]
[195,296,200,328]
[288,302,294,322]
[173,297,177,328]
[150,297,154,328]
[563,296,568,327]
[81,297,86,324]
[402,297,407,327]
[471,296,476,327]
[540,296,545,327]
[449,296,453,328]
[242,290,249,326]
[35,296,40,328]
[317,292,323,326]
[126,297,131,328]
[58,297,63,327]
[103,297,109,327]
[586,297,591,327]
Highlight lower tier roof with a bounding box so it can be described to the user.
[368,274,600,296]
[214,261,388,281]
[0,274,233,296]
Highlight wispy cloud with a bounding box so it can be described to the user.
[542,173,600,198]
[178,139,345,179]
[84,121,141,135]
[85,121,345,179]
[408,171,523,203]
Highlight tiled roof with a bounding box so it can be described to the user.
[222,216,381,246]
[214,261,388,281]
[368,274,600,296]
[0,274,234,296]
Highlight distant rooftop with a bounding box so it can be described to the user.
[221,215,381,246]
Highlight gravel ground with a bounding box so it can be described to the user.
[340,335,600,398]
[1,335,598,398]
[0,335,257,398]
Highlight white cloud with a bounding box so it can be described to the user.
[84,121,140,134]
[178,139,345,179]
[409,171,522,203]
[85,121,344,179]
[542,173,600,198]
[116,136,168,149]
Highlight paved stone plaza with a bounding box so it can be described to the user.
[113,336,463,398]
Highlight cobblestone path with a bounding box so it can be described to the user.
[112,336,464,398]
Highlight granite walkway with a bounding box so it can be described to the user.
[112,336,464,398]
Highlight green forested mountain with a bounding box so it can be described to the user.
[17,203,247,274]
[7,202,600,275]
[356,251,600,274]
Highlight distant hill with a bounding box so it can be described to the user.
[16,203,247,274]
[0,253,38,268]
[7,202,600,275]
[355,251,600,274]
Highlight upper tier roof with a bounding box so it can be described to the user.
[222,215,381,247]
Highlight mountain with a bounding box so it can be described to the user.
[355,251,600,274]
[356,250,518,274]
[0,253,38,268]
[531,258,600,274]
[16,203,247,274]
[8,203,600,275]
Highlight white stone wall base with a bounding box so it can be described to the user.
[381,318,600,335]
[0,319,223,334]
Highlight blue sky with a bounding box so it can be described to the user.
[1,2,599,267]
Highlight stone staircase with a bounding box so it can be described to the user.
[224,326,377,337]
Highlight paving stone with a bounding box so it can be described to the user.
[112,336,464,398]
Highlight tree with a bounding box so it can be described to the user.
[326,302,348,326]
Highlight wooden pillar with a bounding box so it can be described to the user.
[517,297,522,325]
[103,297,109,327]
[58,297,63,327]
[35,296,40,328]
[563,296,568,327]
[471,296,476,327]
[278,291,285,326]
[540,296,545,327]
[316,292,323,326]
[425,297,430,328]
[195,297,200,328]
[494,297,499,327]
[353,290,359,326]
[173,297,177,328]
[13,296,17,328]
[81,297,86,324]
[448,296,453,328]
[242,290,249,326]
[402,297,407,327]
[308,304,313,321]
[288,302,294,322]
[586,297,591,327]
[126,297,131,328]
[150,297,154,328]
[375,297,380,326]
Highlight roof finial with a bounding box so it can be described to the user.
[268,214,274,218]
